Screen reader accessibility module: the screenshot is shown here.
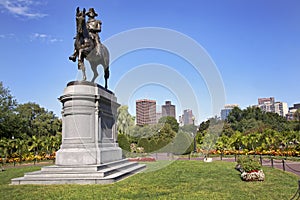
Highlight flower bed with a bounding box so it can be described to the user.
[128,157,156,162]
[236,156,265,181]
[241,170,265,181]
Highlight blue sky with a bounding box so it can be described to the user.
[0,0,299,123]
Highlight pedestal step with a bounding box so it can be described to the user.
[11,159,146,185]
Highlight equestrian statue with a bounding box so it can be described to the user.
[69,7,110,89]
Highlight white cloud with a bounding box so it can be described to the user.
[31,33,63,43]
[0,0,47,18]
[0,33,16,39]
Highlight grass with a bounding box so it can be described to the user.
[0,160,299,200]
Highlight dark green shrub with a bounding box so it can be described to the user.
[137,138,150,152]
[118,134,130,152]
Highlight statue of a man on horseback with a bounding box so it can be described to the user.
[69,7,110,89]
[86,8,102,55]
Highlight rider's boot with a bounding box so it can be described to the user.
[69,50,77,62]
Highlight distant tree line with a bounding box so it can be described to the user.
[0,82,62,163]
[198,106,300,156]
[117,104,300,157]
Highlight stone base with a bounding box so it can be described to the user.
[55,146,122,166]
[10,81,147,185]
[11,159,145,185]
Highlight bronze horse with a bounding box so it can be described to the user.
[70,7,110,89]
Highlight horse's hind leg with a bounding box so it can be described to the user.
[104,68,109,89]
[78,60,86,81]
[91,63,98,83]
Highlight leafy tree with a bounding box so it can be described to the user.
[228,131,243,150]
[199,120,210,132]
[0,138,10,160]
[16,102,61,138]
[172,131,193,155]
[216,134,230,151]
[129,125,153,141]
[137,137,150,152]
[226,107,243,123]
[0,82,19,139]
[148,139,158,152]
[158,116,179,133]
[28,135,43,155]
[117,133,131,152]
[14,138,28,163]
[180,124,197,134]
[157,123,176,142]
[117,105,134,135]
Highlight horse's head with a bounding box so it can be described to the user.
[76,7,88,37]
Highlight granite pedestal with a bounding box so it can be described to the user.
[11,81,145,185]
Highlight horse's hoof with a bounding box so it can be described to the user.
[69,56,76,62]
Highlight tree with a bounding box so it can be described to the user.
[216,134,230,151]
[117,133,131,152]
[14,138,27,163]
[172,131,193,155]
[226,107,243,123]
[0,138,10,160]
[28,135,43,155]
[117,105,134,135]
[199,120,210,132]
[228,131,243,150]
[180,124,197,133]
[16,102,61,138]
[158,123,176,142]
[0,82,18,139]
[158,116,179,133]
[137,137,150,152]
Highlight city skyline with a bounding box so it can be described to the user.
[0,1,300,123]
[134,96,299,124]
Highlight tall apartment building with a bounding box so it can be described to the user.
[162,101,176,119]
[258,97,275,105]
[136,99,157,126]
[274,102,288,117]
[258,97,275,113]
[287,103,300,120]
[290,103,300,110]
[156,112,162,123]
[181,109,194,125]
[221,104,239,120]
[258,97,289,117]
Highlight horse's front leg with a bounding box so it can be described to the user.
[78,49,86,81]
[91,64,98,83]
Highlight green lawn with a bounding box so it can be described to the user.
[0,160,299,200]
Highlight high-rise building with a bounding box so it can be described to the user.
[181,109,194,125]
[258,97,275,105]
[162,101,176,119]
[220,104,239,120]
[290,103,300,110]
[136,99,157,126]
[156,112,162,123]
[287,103,300,120]
[258,97,275,113]
[274,102,288,117]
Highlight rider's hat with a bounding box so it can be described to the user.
[86,8,98,17]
